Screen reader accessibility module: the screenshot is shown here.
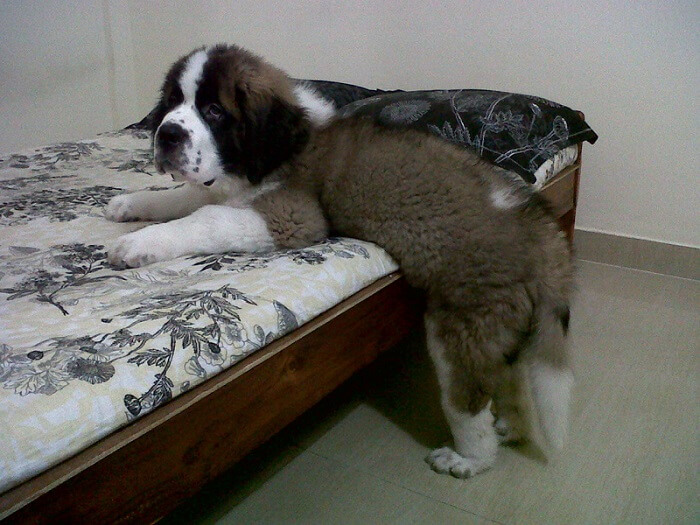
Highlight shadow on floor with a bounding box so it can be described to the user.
[161,328,447,523]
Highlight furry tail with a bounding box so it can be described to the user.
[519,300,574,454]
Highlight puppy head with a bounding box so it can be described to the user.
[151,44,310,187]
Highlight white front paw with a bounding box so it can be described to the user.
[105,194,141,222]
[107,227,176,268]
[425,446,493,479]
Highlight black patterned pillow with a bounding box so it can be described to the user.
[297,79,394,108]
[333,88,598,183]
[132,80,597,184]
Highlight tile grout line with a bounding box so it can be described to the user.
[576,258,700,283]
[304,448,506,525]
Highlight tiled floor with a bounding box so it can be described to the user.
[163,260,699,524]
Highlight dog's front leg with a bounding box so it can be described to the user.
[104,184,214,222]
[107,205,276,268]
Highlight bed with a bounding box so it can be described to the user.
[0,83,596,523]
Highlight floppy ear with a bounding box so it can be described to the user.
[239,92,310,184]
[148,102,168,139]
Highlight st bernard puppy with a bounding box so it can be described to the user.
[105,44,574,478]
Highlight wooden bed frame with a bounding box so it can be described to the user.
[0,137,585,524]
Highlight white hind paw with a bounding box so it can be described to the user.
[425,446,493,478]
[494,415,524,445]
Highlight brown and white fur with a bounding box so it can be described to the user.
[105,44,575,478]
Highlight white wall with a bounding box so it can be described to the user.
[0,1,108,152]
[0,0,140,153]
[1,1,697,248]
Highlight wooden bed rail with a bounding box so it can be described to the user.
[0,274,422,524]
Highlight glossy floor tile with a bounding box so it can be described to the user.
[164,260,699,525]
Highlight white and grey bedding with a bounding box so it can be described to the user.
[0,128,398,494]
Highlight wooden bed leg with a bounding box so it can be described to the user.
[566,111,586,244]
[558,209,576,244]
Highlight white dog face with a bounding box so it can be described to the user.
[153,49,225,186]
[149,45,314,189]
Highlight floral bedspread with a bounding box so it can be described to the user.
[0,129,398,494]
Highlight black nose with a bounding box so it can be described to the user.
[157,122,188,149]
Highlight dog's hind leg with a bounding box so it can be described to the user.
[423,310,512,478]
[492,366,527,445]
[517,302,574,454]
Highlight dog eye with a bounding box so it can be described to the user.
[204,103,225,121]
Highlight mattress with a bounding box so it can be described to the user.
[533,144,578,189]
[0,128,398,494]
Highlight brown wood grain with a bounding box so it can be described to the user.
[540,165,577,218]
[558,208,577,242]
[565,110,586,242]
[0,274,422,524]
